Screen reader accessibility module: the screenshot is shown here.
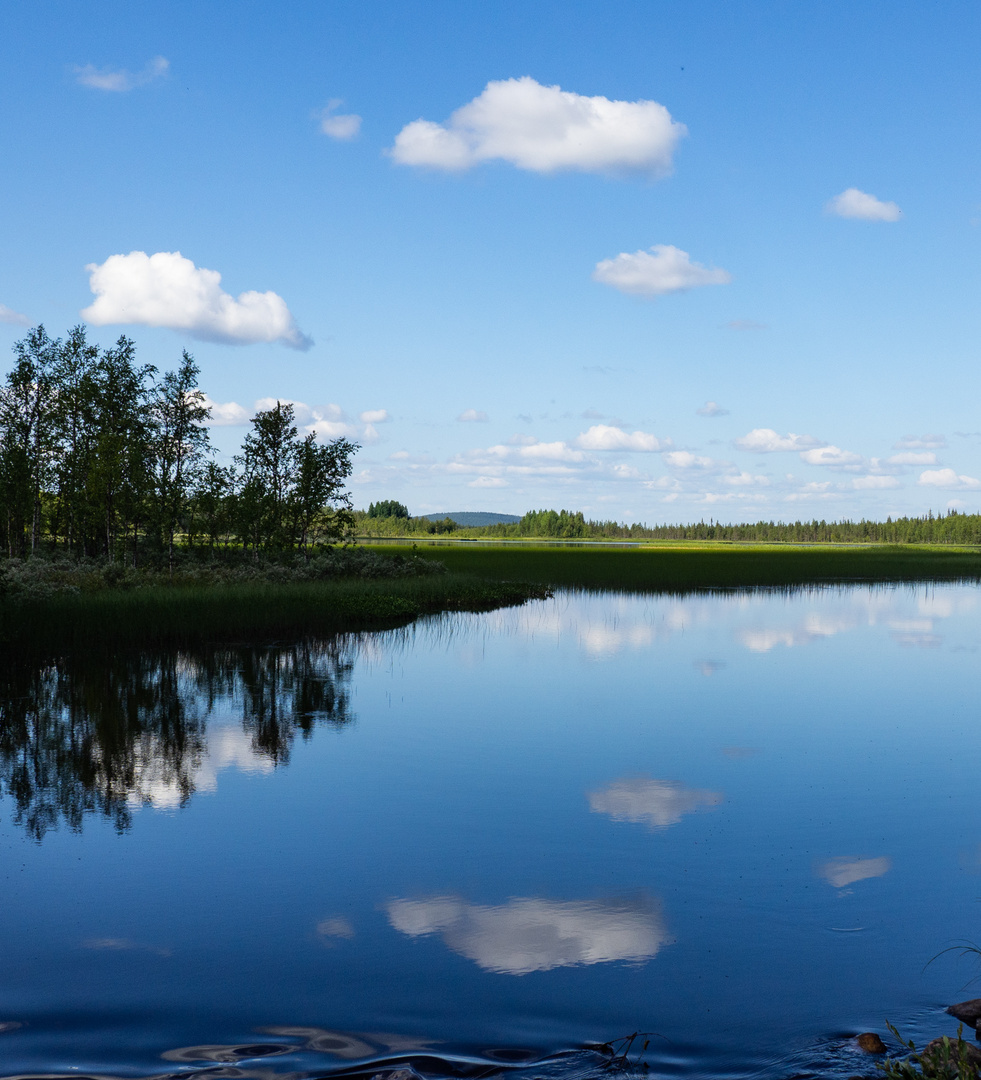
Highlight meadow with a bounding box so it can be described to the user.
[368,541,981,592]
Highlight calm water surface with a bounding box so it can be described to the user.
[1,584,980,1079]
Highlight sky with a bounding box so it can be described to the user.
[2,1,981,523]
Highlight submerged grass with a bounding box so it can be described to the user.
[0,573,549,659]
[370,542,981,592]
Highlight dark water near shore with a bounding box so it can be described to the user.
[1,584,980,1079]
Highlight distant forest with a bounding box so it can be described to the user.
[0,325,357,563]
[355,506,981,545]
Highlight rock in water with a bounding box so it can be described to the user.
[948,999,981,1025]
[857,1033,887,1053]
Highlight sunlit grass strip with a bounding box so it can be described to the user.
[367,542,981,591]
[0,575,549,658]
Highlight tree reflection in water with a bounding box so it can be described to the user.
[0,639,355,841]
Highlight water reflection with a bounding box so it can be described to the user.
[817,856,892,888]
[0,640,355,840]
[588,776,723,829]
[386,894,668,974]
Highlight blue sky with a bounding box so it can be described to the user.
[3,1,981,522]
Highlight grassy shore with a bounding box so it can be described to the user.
[366,541,981,591]
[0,573,549,659]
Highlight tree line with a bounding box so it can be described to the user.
[0,325,358,564]
[356,505,981,544]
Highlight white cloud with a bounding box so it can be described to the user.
[852,475,901,489]
[360,409,389,424]
[799,445,862,467]
[696,401,728,417]
[0,303,30,327]
[663,451,719,470]
[723,472,769,487]
[469,476,508,488]
[918,468,981,490]
[734,428,824,453]
[200,394,249,426]
[887,451,938,466]
[593,244,731,298]
[386,894,668,974]
[74,55,169,92]
[518,440,584,462]
[895,433,946,450]
[576,424,669,452]
[817,856,891,888]
[390,76,685,176]
[255,397,315,423]
[82,251,311,349]
[826,188,901,222]
[319,99,362,140]
[588,777,722,829]
[457,408,489,422]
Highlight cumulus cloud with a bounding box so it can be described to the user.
[0,303,30,327]
[593,244,731,298]
[390,76,686,176]
[799,445,862,467]
[81,251,311,349]
[199,394,250,426]
[826,188,901,222]
[360,409,389,424]
[319,99,362,140]
[588,777,723,829]
[663,451,722,470]
[74,55,169,92]
[895,433,946,450]
[817,856,892,888]
[852,475,901,489]
[918,468,981,490]
[734,428,825,453]
[576,424,669,452]
[386,894,668,974]
[458,408,489,422]
[696,401,728,417]
[887,451,938,466]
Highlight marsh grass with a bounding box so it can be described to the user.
[375,543,981,591]
[0,574,549,659]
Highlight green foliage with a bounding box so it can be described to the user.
[880,1023,979,1080]
[0,325,359,562]
[367,499,409,519]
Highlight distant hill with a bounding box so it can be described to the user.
[423,512,521,526]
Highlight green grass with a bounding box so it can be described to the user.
[367,542,981,591]
[0,574,549,659]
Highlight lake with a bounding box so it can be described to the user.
[1,583,980,1079]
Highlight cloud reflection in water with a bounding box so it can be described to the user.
[386,894,668,974]
[817,856,892,888]
[588,776,723,829]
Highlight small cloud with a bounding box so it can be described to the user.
[468,476,508,488]
[593,244,731,298]
[696,401,728,417]
[319,99,362,140]
[588,776,723,829]
[734,428,825,453]
[695,660,725,676]
[576,424,668,452]
[826,188,901,222]
[918,468,981,490]
[852,475,901,489]
[74,55,169,92]
[663,451,718,470]
[817,856,891,889]
[725,319,766,331]
[200,394,250,426]
[895,433,946,450]
[581,408,605,420]
[799,445,862,467]
[389,450,410,460]
[359,408,389,424]
[0,303,30,327]
[516,413,533,423]
[389,76,685,177]
[887,451,938,466]
[82,251,311,349]
[457,408,489,422]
